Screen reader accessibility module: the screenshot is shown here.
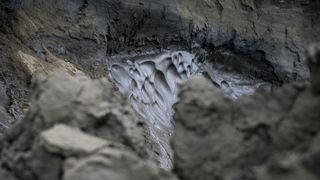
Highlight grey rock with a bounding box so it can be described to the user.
[172,73,320,180]
[256,153,317,180]
[20,70,153,159]
[63,147,177,180]
[0,168,18,180]
[40,124,110,156]
[0,82,10,130]
[307,43,320,94]
[0,0,319,131]
[0,82,8,107]
[0,0,319,180]
[303,134,320,179]
[0,106,10,130]
[0,70,171,180]
[179,0,319,82]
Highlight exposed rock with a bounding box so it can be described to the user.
[40,124,110,156]
[256,153,317,180]
[0,106,11,131]
[1,0,319,133]
[303,133,320,178]
[172,43,320,180]
[0,82,8,106]
[14,50,82,78]
[200,48,276,99]
[0,70,173,179]
[307,43,320,94]
[0,82,11,130]
[63,147,177,180]
[178,0,319,82]
[0,168,17,180]
[0,0,320,180]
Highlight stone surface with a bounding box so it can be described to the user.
[0,71,172,179]
[0,0,319,145]
[0,106,10,131]
[255,153,318,180]
[1,0,319,128]
[40,124,109,156]
[0,0,319,180]
[0,82,11,132]
[63,147,177,180]
[307,43,320,94]
[172,44,320,180]
[14,50,82,77]
[178,0,319,82]
[0,82,8,107]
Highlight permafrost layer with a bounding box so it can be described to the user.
[107,50,275,169]
[107,51,198,169]
[203,62,273,99]
[108,51,198,131]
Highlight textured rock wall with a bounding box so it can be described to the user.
[1,43,319,180]
[178,0,320,81]
[1,0,319,128]
[172,43,320,180]
[0,70,177,180]
[0,1,319,179]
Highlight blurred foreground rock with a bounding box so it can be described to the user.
[0,49,84,135]
[1,44,320,180]
[307,43,320,94]
[172,43,320,180]
[0,70,176,180]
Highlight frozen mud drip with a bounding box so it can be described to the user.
[107,51,198,169]
[108,51,198,132]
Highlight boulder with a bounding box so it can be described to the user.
[0,82,11,132]
[63,147,177,180]
[307,43,320,94]
[0,71,171,180]
[40,124,110,156]
[172,74,320,180]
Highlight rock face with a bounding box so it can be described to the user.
[172,43,320,180]
[1,44,319,180]
[178,0,320,81]
[0,0,320,180]
[40,124,110,156]
[307,43,320,94]
[1,0,319,128]
[0,82,11,131]
[0,70,176,180]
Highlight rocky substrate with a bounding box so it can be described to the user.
[1,0,320,131]
[0,43,319,180]
[172,43,320,180]
[0,70,176,180]
[0,0,320,179]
